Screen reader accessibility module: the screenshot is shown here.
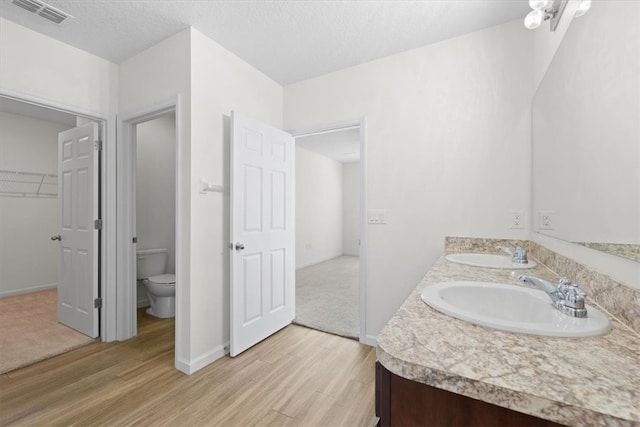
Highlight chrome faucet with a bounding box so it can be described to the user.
[517,275,588,318]
[496,246,528,264]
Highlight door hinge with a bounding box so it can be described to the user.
[94,219,103,230]
[94,298,102,309]
[94,140,103,151]
[132,236,138,244]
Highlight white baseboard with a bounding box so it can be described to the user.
[362,334,377,347]
[176,341,230,375]
[0,283,57,298]
[137,298,150,308]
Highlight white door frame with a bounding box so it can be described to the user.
[289,117,368,345]
[0,88,117,342]
[117,97,182,363]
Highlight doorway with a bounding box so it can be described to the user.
[0,96,104,372]
[118,100,180,365]
[133,112,177,318]
[291,120,366,341]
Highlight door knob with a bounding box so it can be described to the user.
[235,242,245,251]
[51,235,61,241]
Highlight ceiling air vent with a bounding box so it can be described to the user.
[11,0,74,24]
[12,0,41,13]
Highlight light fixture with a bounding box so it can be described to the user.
[524,9,545,29]
[529,0,551,10]
[575,0,592,18]
[523,0,570,32]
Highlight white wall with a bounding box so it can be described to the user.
[296,147,344,268]
[0,18,118,115]
[188,28,283,369]
[342,162,360,256]
[135,113,176,305]
[0,112,70,296]
[284,20,532,340]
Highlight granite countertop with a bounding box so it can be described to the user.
[376,256,640,427]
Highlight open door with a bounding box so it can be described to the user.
[230,111,295,356]
[54,122,100,338]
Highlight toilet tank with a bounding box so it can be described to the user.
[136,248,168,279]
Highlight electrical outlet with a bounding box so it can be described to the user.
[539,211,554,230]
[510,211,524,229]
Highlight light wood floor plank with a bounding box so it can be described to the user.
[0,310,377,427]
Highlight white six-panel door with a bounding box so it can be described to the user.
[230,111,295,356]
[56,123,99,338]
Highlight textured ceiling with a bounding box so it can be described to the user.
[0,0,530,85]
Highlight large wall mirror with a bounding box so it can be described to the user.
[532,1,639,263]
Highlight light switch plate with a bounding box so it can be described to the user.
[368,209,387,224]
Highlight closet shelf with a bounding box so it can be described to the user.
[0,169,58,198]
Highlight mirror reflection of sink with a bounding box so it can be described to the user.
[421,281,611,337]
[446,253,537,269]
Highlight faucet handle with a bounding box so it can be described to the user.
[558,277,572,285]
[512,247,528,264]
[498,246,528,263]
[513,246,528,263]
[557,277,572,291]
[556,278,587,309]
[557,277,584,292]
[564,289,584,309]
[572,283,586,298]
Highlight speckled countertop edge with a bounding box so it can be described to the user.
[376,256,640,427]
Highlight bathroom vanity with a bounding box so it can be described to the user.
[375,362,562,426]
[375,239,640,426]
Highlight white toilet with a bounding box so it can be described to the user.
[136,248,176,318]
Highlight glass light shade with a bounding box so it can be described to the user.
[524,9,544,29]
[529,0,551,10]
[575,0,591,17]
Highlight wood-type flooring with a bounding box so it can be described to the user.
[0,309,377,426]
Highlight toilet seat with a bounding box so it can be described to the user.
[148,274,175,285]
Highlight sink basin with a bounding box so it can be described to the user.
[446,253,537,269]
[421,281,611,337]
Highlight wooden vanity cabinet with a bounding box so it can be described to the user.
[375,362,564,427]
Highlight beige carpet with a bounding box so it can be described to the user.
[294,256,359,339]
[0,289,96,374]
